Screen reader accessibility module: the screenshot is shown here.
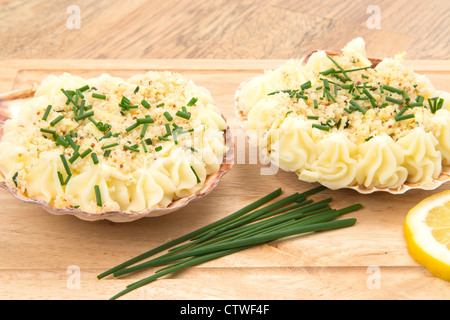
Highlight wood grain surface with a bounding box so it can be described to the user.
[1,0,449,60]
[0,0,449,300]
[0,59,449,300]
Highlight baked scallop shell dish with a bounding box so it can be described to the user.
[0,72,233,221]
[235,38,450,193]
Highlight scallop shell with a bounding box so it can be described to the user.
[234,51,450,194]
[0,88,234,222]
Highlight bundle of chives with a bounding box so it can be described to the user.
[99,186,362,300]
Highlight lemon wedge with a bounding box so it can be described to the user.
[404,190,450,281]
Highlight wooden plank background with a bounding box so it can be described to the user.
[0,0,449,300]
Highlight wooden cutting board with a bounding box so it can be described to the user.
[0,59,449,300]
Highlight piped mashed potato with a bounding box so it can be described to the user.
[0,72,228,213]
[236,38,450,190]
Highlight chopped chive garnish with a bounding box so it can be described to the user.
[101,143,119,150]
[344,108,352,114]
[80,148,92,158]
[165,123,172,135]
[158,136,168,141]
[362,75,369,79]
[125,122,140,132]
[397,106,408,118]
[395,113,415,121]
[99,131,113,141]
[155,146,162,152]
[65,135,78,150]
[94,185,102,207]
[124,145,140,152]
[42,105,52,121]
[75,111,94,121]
[416,95,424,103]
[40,128,56,134]
[296,93,308,100]
[189,147,198,153]
[187,97,198,106]
[380,103,388,108]
[382,85,404,95]
[190,166,201,184]
[312,124,330,131]
[386,96,404,105]
[141,140,148,153]
[175,110,191,120]
[50,115,64,126]
[91,152,99,164]
[60,154,71,176]
[12,172,18,187]
[141,100,150,109]
[156,102,165,108]
[55,136,69,148]
[364,136,374,142]
[313,100,318,109]
[307,115,319,120]
[136,118,154,124]
[319,68,336,76]
[140,124,148,138]
[78,85,90,92]
[326,55,350,81]
[145,138,153,145]
[300,81,312,90]
[69,152,80,164]
[134,86,140,94]
[349,99,366,114]
[163,112,173,121]
[322,79,330,91]
[92,93,106,100]
[57,171,65,186]
[61,89,79,107]
[103,150,111,157]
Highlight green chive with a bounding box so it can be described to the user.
[101,143,119,150]
[56,136,69,148]
[156,103,165,108]
[307,115,319,120]
[69,152,80,164]
[99,131,112,141]
[395,113,415,121]
[319,68,336,76]
[155,146,162,152]
[124,145,140,152]
[382,85,404,95]
[12,172,18,187]
[175,110,191,120]
[386,96,404,105]
[91,152,99,164]
[145,138,153,145]
[190,166,201,184]
[40,128,56,134]
[61,89,79,107]
[60,154,71,176]
[134,86,140,94]
[364,136,373,142]
[136,118,154,124]
[42,105,52,121]
[141,140,148,153]
[140,124,148,138]
[344,108,352,114]
[80,148,92,158]
[141,100,150,109]
[300,81,312,90]
[313,100,318,109]
[75,111,94,121]
[312,124,330,131]
[50,115,64,126]
[94,185,102,207]
[92,93,106,100]
[78,85,90,92]
[103,150,111,157]
[57,171,65,186]
[187,97,198,106]
[349,99,366,114]
[163,112,173,121]
[125,122,140,132]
